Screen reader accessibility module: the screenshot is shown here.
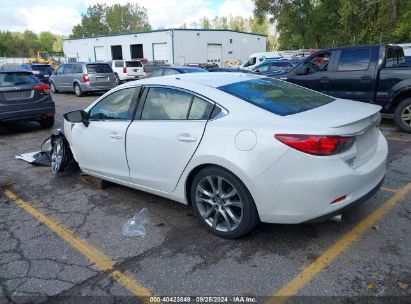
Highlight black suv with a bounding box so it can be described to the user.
[20,64,54,84]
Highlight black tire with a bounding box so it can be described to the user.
[114,73,121,85]
[50,81,59,93]
[74,83,84,97]
[39,116,54,129]
[394,98,411,133]
[190,166,259,238]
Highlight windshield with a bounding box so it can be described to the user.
[218,78,334,116]
[86,64,112,74]
[0,72,39,87]
[242,57,256,67]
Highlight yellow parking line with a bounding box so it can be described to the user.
[380,187,398,193]
[266,182,411,304]
[3,190,153,303]
[386,137,411,142]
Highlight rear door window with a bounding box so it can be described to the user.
[72,64,83,74]
[87,64,112,74]
[114,61,124,68]
[63,65,73,74]
[188,97,214,120]
[338,49,371,71]
[0,72,39,87]
[218,78,334,116]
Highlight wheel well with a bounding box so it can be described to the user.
[184,164,247,205]
[185,164,212,205]
[391,90,411,111]
[73,82,80,88]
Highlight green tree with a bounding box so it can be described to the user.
[38,31,57,52]
[71,2,151,38]
[254,0,411,49]
[105,3,151,33]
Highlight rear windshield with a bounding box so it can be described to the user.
[126,61,142,67]
[218,78,334,116]
[86,64,112,74]
[0,72,39,87]
[32,65,53,72]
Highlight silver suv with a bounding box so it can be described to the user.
[50,62,116,97]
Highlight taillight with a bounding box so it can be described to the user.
[274,134,355,156]
[123,66,127,73]
[33,84,50,95]
[82,73,89,83]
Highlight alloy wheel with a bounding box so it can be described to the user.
[401,105,411,126]
[75,85,81,96]
[51,139,64,174]
[195,175,243,232]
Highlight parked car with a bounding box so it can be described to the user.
[184,63,219,70]
[49,62,116,97]
[0,68,55,128]
[251,60,296,77]
[279,44,411,132]
[19,63,54,84]
[147,66,207,77]
[208,67,253,73]
[108,59,147,84]
[239,51,283,70]
[54,73,387,238]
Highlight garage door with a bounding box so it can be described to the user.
[207,44,222,65]
[153,43,168,62]
[94,46,105,62]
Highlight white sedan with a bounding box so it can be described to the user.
[55,73,387,238]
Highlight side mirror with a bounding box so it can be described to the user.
[294,66,309,75]
[63,110,89,127]
[254,69,260,73]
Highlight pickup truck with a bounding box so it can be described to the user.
[279,44,411,132]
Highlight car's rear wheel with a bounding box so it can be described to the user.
[39,116,54,129]
[394,98,411,133]
[50,81,58,94]
[190,166,259,238]
[74,83,84,97]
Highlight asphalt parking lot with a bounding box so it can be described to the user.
[0,92,410,304]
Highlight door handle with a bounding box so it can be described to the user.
[177,134,197,142]
[319,76,330,83]
[109,134,122,139]
[361,76,372,82]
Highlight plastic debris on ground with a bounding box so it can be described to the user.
[15,151,52,166]
[122,208,149,237]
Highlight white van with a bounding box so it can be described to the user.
[240,52,283,70]
[108,59,147,84]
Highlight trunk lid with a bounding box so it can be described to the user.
[285,99,382,169]
[86,64,115,87]
[125,61,144,77]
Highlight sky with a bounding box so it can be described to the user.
[0,0,255,35]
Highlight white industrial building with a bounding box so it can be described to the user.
[63,29,266,66]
